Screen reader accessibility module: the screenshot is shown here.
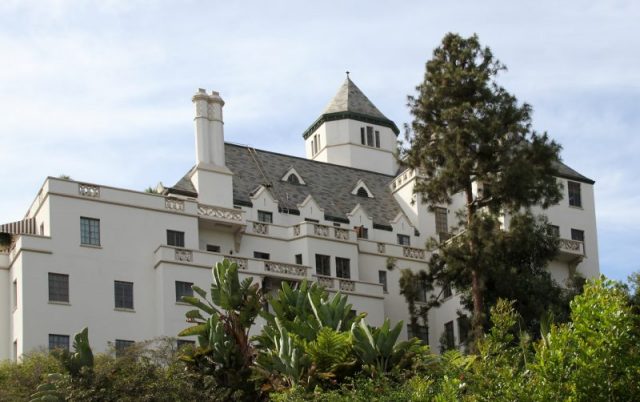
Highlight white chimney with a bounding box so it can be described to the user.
[191,88,233,208]
[193,89,225,167]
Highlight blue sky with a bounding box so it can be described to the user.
[1,1,638,282]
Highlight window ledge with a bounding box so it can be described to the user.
[175,301,191,306]
[80,244,102,249]
[568,205,584,210]
[114,308,135,313]
[48,301,71,306]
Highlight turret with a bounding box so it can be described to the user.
[302,75,400,175]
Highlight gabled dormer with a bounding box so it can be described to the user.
[351,179,374,198]
[302,75,400,175]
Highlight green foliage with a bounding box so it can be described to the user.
[352,319,424,376]
[178,259,263,399]
[402,32,564,340]
[0,352,63,401]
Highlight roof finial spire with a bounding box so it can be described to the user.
[345,70,350,78]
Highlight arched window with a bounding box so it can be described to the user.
[356,187,369,197]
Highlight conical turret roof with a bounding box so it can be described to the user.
[303,76,399,139]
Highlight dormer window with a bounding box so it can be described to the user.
[360,126,380,148]
[351,180,374,198]
[281,167,306,185]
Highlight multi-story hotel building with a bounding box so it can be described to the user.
[0,78,598,360]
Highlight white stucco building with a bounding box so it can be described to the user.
[0,77,598,360]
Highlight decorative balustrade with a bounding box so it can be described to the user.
[293,224,301,236]
[316,276,334,289]
[78,183,100,198]
[339,279,356,292]
[313,224,330,237]
[227,257,248,270]
[403,246,425,260]
[253,222,269,235]
[165,198,185,211]
[197,204,243,222]
[174,249,193,262]
[377,243,386,253]
[334,228,350,240]
[559,239,583,253]
[264,262,306,276]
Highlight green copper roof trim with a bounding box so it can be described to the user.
[302,111,400,139]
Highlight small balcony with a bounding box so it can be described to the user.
[557,238,585,262]
[313,275,384,298]
[197,204,246,232]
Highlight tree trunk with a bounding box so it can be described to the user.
[466,183,484,347]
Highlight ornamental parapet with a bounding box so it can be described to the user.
[78,183,100,198]
[313,275,384,297]
[264,262,307,277]
[403,246,426,260]
[197,204,245,224]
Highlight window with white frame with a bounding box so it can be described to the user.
[397,234,410,246]
[315,254,331,276]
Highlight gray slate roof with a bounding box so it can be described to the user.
[322,77,389,120]
[169,144,595,225]
[302,78,400,138]
[170,143,403,226]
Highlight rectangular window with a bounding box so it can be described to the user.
[397,234,410,246]
[442,283,452,299]
[80,217,100,246]
[416,280,427,302]
[40,223,44,235]
[48,273,69,303]
[336,257,350,279]
[295,254,303,265]
[571,229,584,242]
[114,281,134,309]
[360,127,365,145]
[378,270,387,292]
[355,226,368,239]
[549,225,560,238]
[457,315,471,344]
[253,251,270,260]
[568,181,582,207]
[206,244,221,253]
[435,207,448,235]
[375,131,380,148]
[115,339,134,357]
[48,334,70,351]
[167,230,185,247]
[315,254,331,276]
[257,210,273,224]
[366,126,374,146]
[407,324,429,343]
[444,321,455,351]
[175,281,193,302]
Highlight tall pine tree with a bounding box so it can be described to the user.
[402,33,564,344]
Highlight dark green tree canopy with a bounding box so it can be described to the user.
[402,33,562,213]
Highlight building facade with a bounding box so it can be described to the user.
[0,78,598,360]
